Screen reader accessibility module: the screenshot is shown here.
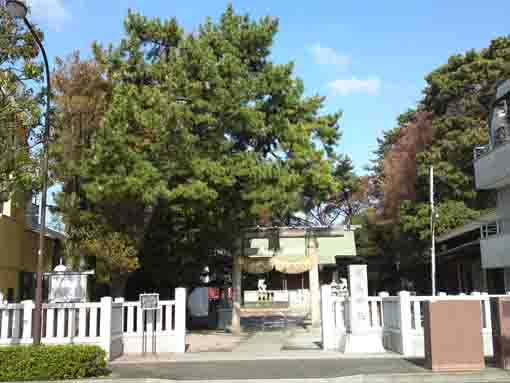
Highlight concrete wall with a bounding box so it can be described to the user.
[481,233,510,269]
[497,186,510,224]
[474,142,510,190]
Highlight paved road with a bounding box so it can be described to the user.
[110,358,426,380]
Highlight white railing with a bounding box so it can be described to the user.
[121,297,185,354]
[1,300,105,346]
[123,300,177,334]
[381,292,509,357]
[367,296,383,328]
[320,286,346,351]
[321,288,509,357]
[481,219,510,239]
[381,296,399,331]
[0,288,187,359]
[321,286,385,351]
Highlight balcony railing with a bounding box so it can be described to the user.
[480,219,510,239]
[473,127,510,161]
[494,125,510,148]
[474,145,490,161]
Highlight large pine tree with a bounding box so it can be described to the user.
[53,6,345,292]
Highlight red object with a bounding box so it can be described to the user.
[208,288,220,300]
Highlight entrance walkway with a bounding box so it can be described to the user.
[113,326,337,363]
[231,328,321,354]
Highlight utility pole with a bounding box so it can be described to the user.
[430,166,436,296]
[5,0,52,345]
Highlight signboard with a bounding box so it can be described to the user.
[244,290,290,303]
[46,272,93,303]
[140,293,159,310]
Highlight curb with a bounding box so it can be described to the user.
[110,354,344,364]
[13,370,510,383]
[110,352,404,364]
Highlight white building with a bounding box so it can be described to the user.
[474,79,510,286]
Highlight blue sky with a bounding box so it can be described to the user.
[28,0,510,173]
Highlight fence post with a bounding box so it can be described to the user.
[378,292,389,326]
[175,288,186,353]
[321,285,333,350]
[0,299,8,339]
[100,297,113,360]
[398,291,411,356]
[114,297,125,334]
[22,300,34,343]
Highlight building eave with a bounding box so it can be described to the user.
[436,210,498,243]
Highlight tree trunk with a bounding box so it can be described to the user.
[110,273,129,298]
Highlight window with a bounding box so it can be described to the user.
[25,194,40,228]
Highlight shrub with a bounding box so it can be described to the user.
[0,344,108,381]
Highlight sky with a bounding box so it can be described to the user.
[25,0,510,173]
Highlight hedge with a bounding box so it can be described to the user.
[0,344,108,381]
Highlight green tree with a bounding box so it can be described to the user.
[0,9,43,201]
[51,52,140,293]
[54,6,343,291]
[400,37,510,243]
[351,207,379,258]
[303,156,368,226]
[367,37,510,277]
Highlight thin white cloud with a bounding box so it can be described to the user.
[26,0,71,29]
[328,77,382,96]
[309,43,351,71]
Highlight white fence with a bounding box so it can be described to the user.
[0,288,186,359]
[321,287,507,357]
[121,288,186,353]
[321,286,383,351]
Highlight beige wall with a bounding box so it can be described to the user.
[0,192,55,300]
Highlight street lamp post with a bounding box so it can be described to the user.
[6,0,51,345]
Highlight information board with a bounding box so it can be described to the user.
[140,293,159,310]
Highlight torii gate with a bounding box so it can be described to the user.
[230,226,358,334]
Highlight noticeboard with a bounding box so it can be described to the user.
[140,293,159,310]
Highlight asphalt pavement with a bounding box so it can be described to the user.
[110,358,427,380]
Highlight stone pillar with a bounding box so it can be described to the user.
[308,237,321,327]
[348,264,370,334]
[342,264,385,353]
[231,253,242,335]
